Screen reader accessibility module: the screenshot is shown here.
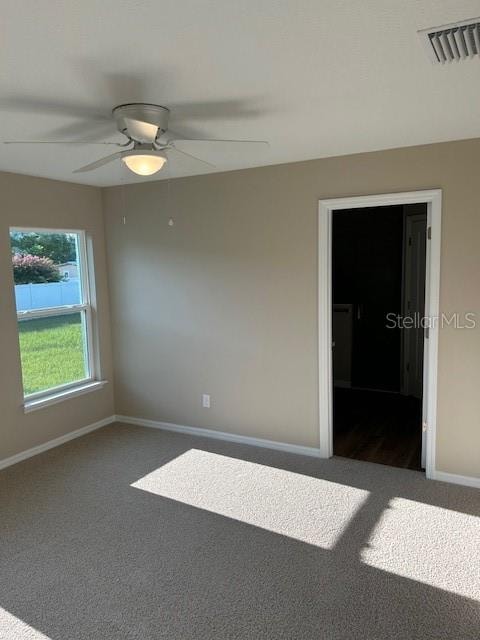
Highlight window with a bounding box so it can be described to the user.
[10,228,99,404]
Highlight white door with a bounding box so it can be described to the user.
[404,213,427,399]
[403,212,427,467]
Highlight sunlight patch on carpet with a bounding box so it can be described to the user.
[361,497,480,600]
[0,607,51,639]
[131,449,369,548]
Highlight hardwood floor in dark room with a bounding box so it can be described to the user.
[333,388,422,471]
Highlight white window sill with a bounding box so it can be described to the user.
[24,380,108,414]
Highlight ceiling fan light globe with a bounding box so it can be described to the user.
[122,153,166,176]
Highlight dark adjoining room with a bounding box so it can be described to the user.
[332,204,427,470]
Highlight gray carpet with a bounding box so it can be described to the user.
[0,422,479,639]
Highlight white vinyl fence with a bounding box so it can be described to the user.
[15,279,81,312]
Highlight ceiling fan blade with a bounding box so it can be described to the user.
[0,96,110,120]
[46,119,118,141]
[2,140,123,145]
[168,146,216,168]
[73,151,123,173]
[168,98,264,121]
[124,118,158,143]
[171,138,269,154]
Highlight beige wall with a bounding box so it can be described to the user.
[2,143,477,478]
[0,172,114,460]
[104,138,480,478]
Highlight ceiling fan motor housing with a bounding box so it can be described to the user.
[113,103,170,140]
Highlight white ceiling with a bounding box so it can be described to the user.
[2,0,480,187]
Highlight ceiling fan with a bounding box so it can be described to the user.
[3,103,269,176]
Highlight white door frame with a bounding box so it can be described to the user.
[318,190,442,479]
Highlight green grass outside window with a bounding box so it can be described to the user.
[19,313,87,396]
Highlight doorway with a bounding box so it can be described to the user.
[332,204,425,470]
[318,191,441,478]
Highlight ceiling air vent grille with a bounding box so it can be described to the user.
[419,18,480,63]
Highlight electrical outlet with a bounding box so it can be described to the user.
[202,394,211,408]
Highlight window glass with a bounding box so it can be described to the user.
[10,229,92,398]
[11,231,81,311]
[18,312,89,395]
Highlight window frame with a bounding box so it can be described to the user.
[11,226,98,403]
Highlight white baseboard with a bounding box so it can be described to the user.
[0,415,116,472]
[432,470,480,489]
[115,415,321,458]
[3,413,477,490]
